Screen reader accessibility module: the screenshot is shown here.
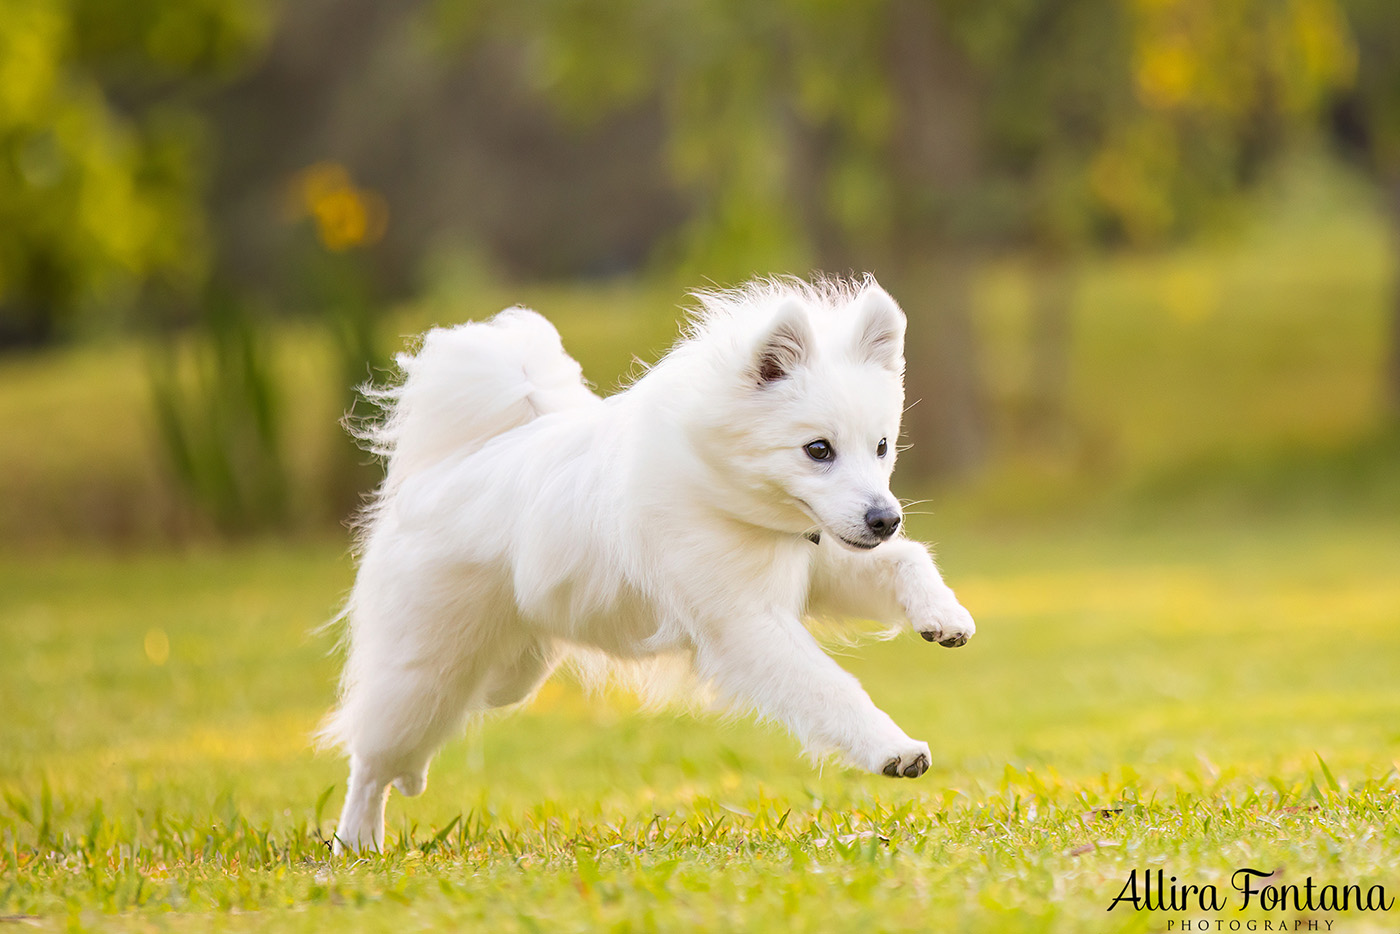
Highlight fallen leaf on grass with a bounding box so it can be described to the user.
[1084,808,1123,820]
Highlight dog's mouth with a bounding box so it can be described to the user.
[832,532,880,551]
[794,499,882,551]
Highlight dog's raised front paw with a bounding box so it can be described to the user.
[913,599,975,649]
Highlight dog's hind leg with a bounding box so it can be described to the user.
[331,658,488,853]
[379,640,557,801]
[331,627,555,852]
[483,638,561,708]
[335,755,391,854]
[369,639,558,822]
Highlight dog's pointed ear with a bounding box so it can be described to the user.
[753,299,813,386]
[852,283,906,371]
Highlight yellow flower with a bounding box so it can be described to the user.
[287,161,388,251]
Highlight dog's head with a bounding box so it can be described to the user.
[693,280,908,550]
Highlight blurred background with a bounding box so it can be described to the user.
[1,0,1398,544]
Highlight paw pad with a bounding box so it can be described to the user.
[881,754,929,778]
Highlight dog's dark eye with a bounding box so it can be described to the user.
[804,439,834,462]
[876,438,888,458]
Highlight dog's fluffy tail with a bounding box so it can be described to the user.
[355,307,599,484]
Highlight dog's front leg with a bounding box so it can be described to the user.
[693,613,930,777]
[809,538,976,648]
[886,540,977,647]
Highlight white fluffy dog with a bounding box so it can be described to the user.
[321,276,976,852]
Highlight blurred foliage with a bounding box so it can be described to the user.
[1108,0,1356,241]
[301,246,393,521]
[0,0,268,345]
[439,0,1358,276]
[149,288,290,535]
[0,0,1378,336]
[150,162,393,535]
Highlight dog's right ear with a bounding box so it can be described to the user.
[851,283,906,371]
[752,299,813,386]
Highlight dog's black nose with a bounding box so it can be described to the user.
[864,506,901,539]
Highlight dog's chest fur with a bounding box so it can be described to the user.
[519,524,816,656]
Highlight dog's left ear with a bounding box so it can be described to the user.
[852,283,906,371]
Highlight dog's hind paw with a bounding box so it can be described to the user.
[880,752,929,779]
[873,741,931,779]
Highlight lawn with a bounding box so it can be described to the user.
[2,505,1398,932]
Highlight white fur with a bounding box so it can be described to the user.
[320,276,976,852]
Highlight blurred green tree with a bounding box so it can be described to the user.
[0,0,267,345]
[440,0,1356,477]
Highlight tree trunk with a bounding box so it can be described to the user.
[882,0,989,478]
[889,247,988,476]
[0,300,56,351]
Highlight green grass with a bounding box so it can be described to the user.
[2,508,1398,931]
